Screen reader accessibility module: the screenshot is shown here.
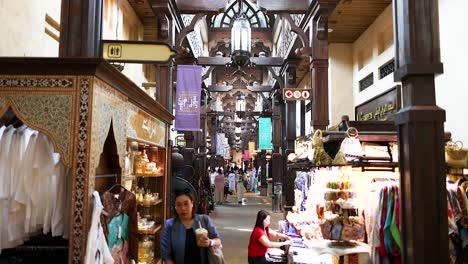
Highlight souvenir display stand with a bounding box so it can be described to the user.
[284,126,400,264]
[283,124,462,264]
[0,58,173,264]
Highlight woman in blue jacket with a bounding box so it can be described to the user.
[161,189,222,264]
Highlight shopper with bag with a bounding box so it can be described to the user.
[161,189,223,264]
[248,210,291,264]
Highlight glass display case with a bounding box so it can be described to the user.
[124,139,166,264]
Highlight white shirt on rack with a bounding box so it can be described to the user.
[0,126,16,250]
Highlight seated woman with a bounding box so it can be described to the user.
[248,210,291,264]
[161,189,222,264]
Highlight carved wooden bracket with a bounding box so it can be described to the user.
[266,66,285,89]
[279,13,311,57]
[316,15,329,40]
[202,66,215,80]
[175,13,206,51]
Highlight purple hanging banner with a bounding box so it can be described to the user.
[175,65,202,131]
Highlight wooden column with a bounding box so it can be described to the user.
[272,93,283,188]
[157,65,174,111]
[259,151,267,186]
[283,63,297,208]
[300,101,306,136]
[59,0,103,57]
[308,1,338,130]
[198,111,208,176]
[393,0,448,263]
[153,1,176,111]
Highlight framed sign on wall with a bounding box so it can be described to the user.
[355,85,402,121]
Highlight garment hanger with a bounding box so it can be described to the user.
[371,177,397,183]
[3,115,24,128]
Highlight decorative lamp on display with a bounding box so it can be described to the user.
[230,0,252,67]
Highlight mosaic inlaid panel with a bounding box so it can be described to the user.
[0,76,76,167]
[127,103,166,147]
[72,77,91,264]
[0,77,74,88]
[88,79,128,193]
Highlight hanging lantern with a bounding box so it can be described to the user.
[231,10,251,67]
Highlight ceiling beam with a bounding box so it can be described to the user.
[247,85,273,92]
[207,85,233,92]
[175,0,308,14]
[221,119,257,124]
[197,57,284,66]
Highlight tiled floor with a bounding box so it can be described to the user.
[208,192,284,264]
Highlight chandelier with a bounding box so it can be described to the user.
[230,0,252,67]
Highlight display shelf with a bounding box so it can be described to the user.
[137,199,163,207]
[138,224,162,235]
[134,173,164,178]
[127,138,167,262]
[287,160,398,171]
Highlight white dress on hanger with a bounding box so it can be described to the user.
[15,132,37,235]
[85,191,114,264]
[7,125,33,247]
[0,126,16,249]
[51,161,70,237]
[33,133,56,234]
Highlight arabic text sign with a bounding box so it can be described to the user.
[355,85,401,121]
[127,104,166,147]
[175,65,202,131]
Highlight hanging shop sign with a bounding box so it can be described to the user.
[283,88,311,101]
[102,40,176,64]
[127,104,167,147]
[175,65,202,131]
[355,85,402,121]
[248,141,255,158]
[258,117,273,150]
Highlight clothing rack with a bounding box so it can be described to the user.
[287,160,398,172]
[446,167,468,177]
[96,173,118,179]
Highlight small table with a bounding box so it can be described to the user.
[287,240,370,264]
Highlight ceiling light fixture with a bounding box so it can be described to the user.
[230,0,252,67]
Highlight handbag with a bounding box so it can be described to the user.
[332,150,347,166]
[312,129,332,166]
[339,127,363,162]
[445,141,468,168]
[201,216,226,264]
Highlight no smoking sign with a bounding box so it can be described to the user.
[282,88,311,101]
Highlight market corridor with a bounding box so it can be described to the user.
[208,192,283,264]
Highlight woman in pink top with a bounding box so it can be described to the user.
[214,169,225,205]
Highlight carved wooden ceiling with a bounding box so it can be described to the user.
[328,0,392,43]
[175,0,309,14]
[143,0,391,147]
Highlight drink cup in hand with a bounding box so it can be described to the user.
[195,227,208,247]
